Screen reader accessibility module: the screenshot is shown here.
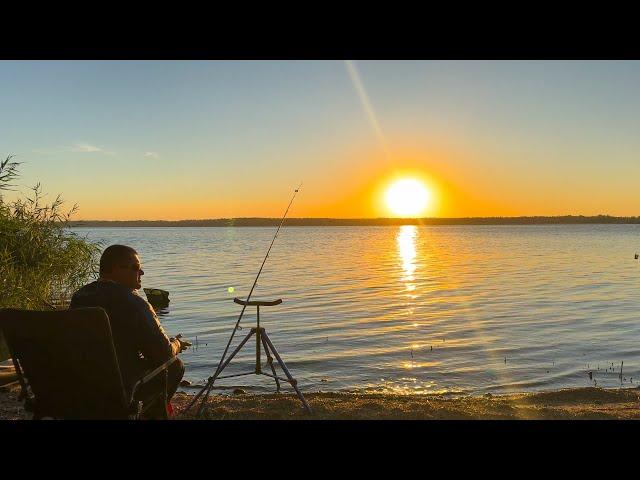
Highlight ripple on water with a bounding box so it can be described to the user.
[74,225,640,395]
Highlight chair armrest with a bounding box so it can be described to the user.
[128,356,178,403]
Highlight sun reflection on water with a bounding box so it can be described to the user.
[397,225,418,293]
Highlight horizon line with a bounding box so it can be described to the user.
[72,214,640,222]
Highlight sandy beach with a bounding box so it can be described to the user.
[2,383,640,420]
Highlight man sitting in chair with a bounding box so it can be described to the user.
[70,244,190,418]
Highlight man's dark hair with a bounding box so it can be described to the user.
[100,245,138,275]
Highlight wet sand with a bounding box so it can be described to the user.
[3,383,640,420]
[172,388,640,420]
[0,385,27,420]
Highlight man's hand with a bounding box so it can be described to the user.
[174,334,192,353]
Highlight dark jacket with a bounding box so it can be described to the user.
[69,280,180,390]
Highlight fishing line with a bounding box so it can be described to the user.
[184,182,302,416]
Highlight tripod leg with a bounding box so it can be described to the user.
[213,328,257,377]
[185,328,255,415]
[183,374,211,414]
[190,329,256,417]
[261,331,312,415]
[260,332,281,392]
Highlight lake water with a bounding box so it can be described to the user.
[74,225,640,396]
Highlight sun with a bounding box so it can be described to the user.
[385,178,431,217]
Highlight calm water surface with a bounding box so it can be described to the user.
[74,225,640,396]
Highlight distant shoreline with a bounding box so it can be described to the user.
[69,216,640,227]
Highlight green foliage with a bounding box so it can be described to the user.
[0,156,100,359]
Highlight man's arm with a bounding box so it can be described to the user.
[128,293,181,365]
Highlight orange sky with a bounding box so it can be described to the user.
[6,61,640,220]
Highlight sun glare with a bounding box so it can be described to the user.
[385,179,430,217]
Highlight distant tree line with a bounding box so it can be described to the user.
[69,215,640,228]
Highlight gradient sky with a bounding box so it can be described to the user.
[1,60,639,220]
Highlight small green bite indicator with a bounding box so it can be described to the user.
[228,286,235,293]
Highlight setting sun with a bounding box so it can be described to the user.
[385,179,431,217]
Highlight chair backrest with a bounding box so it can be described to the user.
[0,307,129,419]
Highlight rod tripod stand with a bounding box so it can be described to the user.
[187,298,312,416]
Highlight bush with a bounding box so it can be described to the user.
[0,156,100,359]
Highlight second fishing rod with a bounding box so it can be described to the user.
[183,184,302,416]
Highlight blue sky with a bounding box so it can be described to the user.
[1,61,639,219]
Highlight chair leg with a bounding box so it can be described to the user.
[130,401,143,420]
[137,368,171,420]
[162,369,169,420]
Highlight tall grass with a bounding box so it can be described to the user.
[0,156,100,359]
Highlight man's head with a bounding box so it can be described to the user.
[99,244,144,290]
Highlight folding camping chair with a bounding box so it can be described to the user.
[0,307,176,419]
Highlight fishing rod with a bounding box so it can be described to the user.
[183,183,302,417]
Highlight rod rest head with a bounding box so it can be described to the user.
[233,298,282,307]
